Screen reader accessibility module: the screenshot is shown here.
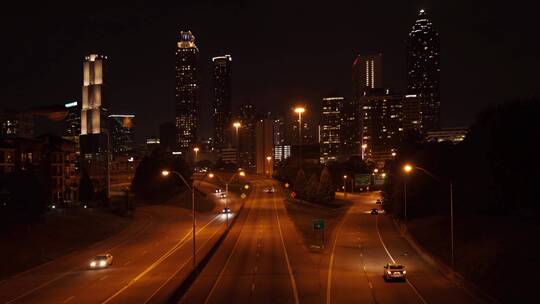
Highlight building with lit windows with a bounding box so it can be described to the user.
[352,53,382,93]
[175,31,200,150]
[407,9,441,132]
[238,102,257,169]
[0,109,34,139]
[426,128,467,144]
[319,96,343,163]
[212,55,232,149]
[108,114,135,158]
[80,54,110,198]
[360,89,403,166]
[63,101,80,152]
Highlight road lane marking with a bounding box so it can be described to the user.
[63,296,75,303]
[5,212,154,304]
[102,213,222,304]
[99,275,108,281]
[251,283,255,292]
[369,282,373,289]
[326,202,352,304]
[272,193,300,304]
[123,261,131,266]
[203,187,259,304]
[376,215,428,304]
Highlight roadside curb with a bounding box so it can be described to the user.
[391,218,499,304]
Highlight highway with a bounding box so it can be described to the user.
[326,191,483,304]
[180,179,319,304]
[0,181,239,304]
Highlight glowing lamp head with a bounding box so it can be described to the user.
[294,107,305,114]
[233,122,241,129]
[161,170,170,176]
[266,156,272,161]
[373,168,379,173]
[391,152,397,157]
[208,173,215,178]
[193,147,199,152]
[343,175,347,179]
[362,144,368,149]
[403,164,413,173]
[239,171,246,177]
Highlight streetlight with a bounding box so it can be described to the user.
[233,122,241,166]
[373,168,379,174]
[294,106,305,166]
[193,147,199,164]
[266,156,272,177]
[343,175,348,198]
[361,143,368,160]
[403,163,455,268]
[161,170,197,268]
[208,171,246,227]
[391,152,397,157]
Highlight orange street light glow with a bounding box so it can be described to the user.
[239,171,246,177]
[403,164,413,173]
[294,107,305,114]
[233,122,241,128]
[161,170,170,176]
[208,173,215,178]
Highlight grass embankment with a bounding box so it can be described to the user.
[408,214,539,303]
[284,195,350,250]
[0,210,130,280]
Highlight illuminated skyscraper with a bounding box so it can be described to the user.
[212,55,232,149]
[63,101,80,152]
[407,9,440,132]
[320,97,343,163]
[80,54,110,198]
[238,102,257,169]
[352,53,382,94]
[175,31,199,150]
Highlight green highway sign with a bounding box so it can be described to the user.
[313,219,325,230]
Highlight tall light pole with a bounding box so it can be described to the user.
[361,143,367,160]
[208,170,246,227]
[266,156,272,177]
[343,175,347,198]
[161,170,197,268]
[233,122,241,167]
[294,107,305,167]
[403,164,412,222]
[403,163,455,268]
[193,147,199,164]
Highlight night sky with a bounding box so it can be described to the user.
[1,1,539,144]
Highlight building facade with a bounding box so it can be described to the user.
[319,97,343,163]
[175,31,200,150]
[63,101,81,153]
[360,89,403,166]
[0,110,34,139]
[407,9,441,132]
[238,103,257,169]
[108,114,135,158]
[212,55,232,149]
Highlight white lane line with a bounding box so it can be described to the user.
[376,215,428,304]
[5,212,154,304]
[63,296,75,303]
[202,186,258,304]
[251,283,255,292]
[123,261,131,266]
[326,203,352,304]
[99,275,108,281]
[102,213,222,304]
[368,282,373,289]
[272,193,300,304]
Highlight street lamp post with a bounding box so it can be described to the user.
[294,107,305,167]
[208,171,246,227]
[403,164,455,268]
[343,175,347,198]
[361,144,367,160]
[193,147,199,164]
[266,156,272,177]
[233,122,241,166]
[161,170,197,269]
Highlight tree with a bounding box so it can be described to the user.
[294,168,307,196]
[317,167,335,203]
[305,173,319,201]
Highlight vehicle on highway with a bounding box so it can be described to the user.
[89,254,113,269]
[215,188,223,193]
[383,263,406,281]
[376,199,382,204]
[222,207,231,213]
[220,193,227,198]
[263,187,275,193]
[371,208,379,215]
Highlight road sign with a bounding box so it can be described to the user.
[355,174,371,186]
[284,183,290,188]
[290,191,296,198]
[241,193,247,199]
[244,184,250,190]
[313,219,325,230]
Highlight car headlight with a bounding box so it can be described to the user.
[403,270,406,274]
[100,261,107,267]
[90,261,96,267]
[387,271,391,274]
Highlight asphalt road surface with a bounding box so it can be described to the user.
[326,192,483,304]
[0,181,239,304]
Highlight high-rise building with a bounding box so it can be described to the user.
[407,9,441,132]
[0,110,34,139]
[238,103,257,169]
[212,55,232,149]
[63,101,80,152]
[340,98,359,156]
[159,122,177,152]
[360,88,403,166]
[108,114,135,158]
[256,119,274,176]
[320,97,343,163]
[80,54,110,198]
[175,31,200,150]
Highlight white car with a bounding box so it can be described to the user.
[222,207,231,214]
[383,263,406,281]
[263,187,275,193]
[89,254,113,269]
[220,193,227,198]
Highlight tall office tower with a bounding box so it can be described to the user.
[256,119,274,176]
[212,55,232,149]
[352,53,382,155]
[80,54,110,198]
[407,9,441,132]
[360,88,403,167]
[159,122,177,152]
[320,97,343,163]
[340,98,359,156]
[288,118,314,145]
[238,102,257,169]
[175,31,200,150]
[63,101,81,153]
[108,114,135,158]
